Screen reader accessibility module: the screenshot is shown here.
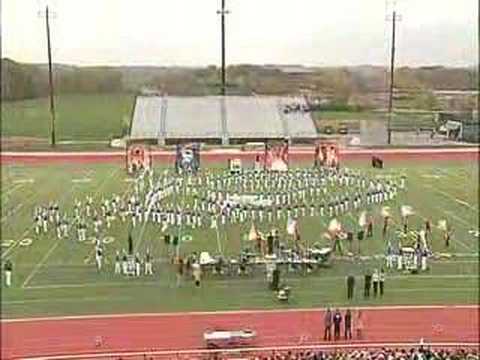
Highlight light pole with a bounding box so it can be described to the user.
[39,5,57,147]
[217,0,230,96]
[386,5,401,145]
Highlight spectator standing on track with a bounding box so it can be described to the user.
[4,259,13,287]
[372,269,379,297]
[356,310,365,340]
[379,268,385,296]
[346,274,355,300]
[364,270,372,298]
[344,309,352,340]
[323,307,332,341]
[333,309,342,341]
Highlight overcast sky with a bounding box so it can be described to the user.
[2,0,478,67]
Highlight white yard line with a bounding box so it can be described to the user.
[3,296,130,305]
[13,178,35,184]
[2,304,478,323]
[1,183,25,199]
[0,203,23,223]
[423,183,477,212]
[21,240,61,288]
[21,273,479,291]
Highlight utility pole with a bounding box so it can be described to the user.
[217,0,229,96]
[387,9,401,145]
[43,6,56,147]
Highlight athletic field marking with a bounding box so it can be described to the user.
[423,184,478,212]
[21,240,61,288]
[17,342,480,360]
[1,183,25,198]
[2,304,477,323]
[455,199,472,208]
[443,210,474,228]
[21,273,479,291]
[3,296,130,305]
[0,169,92,260]
[71,178,92,183]
[13,178,34,184]
[0,203,23,223]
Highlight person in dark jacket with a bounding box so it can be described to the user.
[333,309,342,341]
[323,307,332,341]
[364,270,372,298]
[346,274,355,300]
[344,309,352,340]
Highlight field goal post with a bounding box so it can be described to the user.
[126,142,152,174]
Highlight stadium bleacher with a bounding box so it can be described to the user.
[130,95,318,144]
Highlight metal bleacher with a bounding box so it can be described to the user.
[130,95,318,144]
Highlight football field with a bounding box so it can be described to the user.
[1,157,478,319]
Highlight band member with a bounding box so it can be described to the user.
[4,259,13,287]
[379,268,385,296]
[382,217,389,240]
[346,274,355,300]
[95,246,103,272]
[372,269,379,297]
[364,270,372,298]
[145,250,153,275]
[113,251,121,274]
[367,217,373,238]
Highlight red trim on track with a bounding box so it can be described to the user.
[2,306,478,359]
[1,147,478,165]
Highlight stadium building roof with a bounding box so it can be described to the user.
[130,95,318,144]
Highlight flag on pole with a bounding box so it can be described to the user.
[358,211,367,227]
[437,219,448,231]
[210,216,218,229]
[248,222,259,241]
[401,205,415,218]
[328,218,342,233]
[381,206,391,218]
[286,217,297,235]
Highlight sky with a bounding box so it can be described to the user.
[2,0,478,67]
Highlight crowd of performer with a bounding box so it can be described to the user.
[25,160,459,285]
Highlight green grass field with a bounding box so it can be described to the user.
[2,94,438,144]
[1,160,478,319]
[1,94,134,142]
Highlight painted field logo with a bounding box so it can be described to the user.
[181,234,193,243]
[1,240,15,248]
[19,238,33,247]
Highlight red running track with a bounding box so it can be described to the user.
[1,306,478,359]
[1,147,478,165]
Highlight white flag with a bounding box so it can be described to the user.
[286,217,297,235]
[437,219,448,231]
[161,222,168,232]
[210,216,218,229]
[248,222,259,241]
[358,211,367,227]
[401,205,415,218]
[381,206,391,218]
[328,218,341,233]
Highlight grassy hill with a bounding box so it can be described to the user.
[1,93,134,142]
